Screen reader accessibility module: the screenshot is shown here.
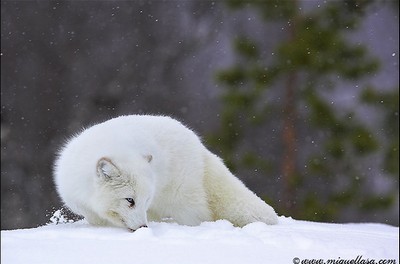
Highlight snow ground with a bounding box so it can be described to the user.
[1,216,398,264]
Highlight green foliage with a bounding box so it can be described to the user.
[216,66,247,86]
[305,91,343,130]
[234,37,259,59]
[361,87,399,175]
[350,126,378,154]
[360,195,395,210]
[275,9,380,77]
[385,140,399,175]
[210,0,398,222]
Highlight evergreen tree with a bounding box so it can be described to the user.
[209,0,398,221]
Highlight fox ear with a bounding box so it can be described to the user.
[143,154,153,163]
[97,158,121,180]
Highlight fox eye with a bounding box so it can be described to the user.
[125,198,135,208]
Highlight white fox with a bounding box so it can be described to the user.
[54,115,278,231]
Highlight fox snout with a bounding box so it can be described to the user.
[128,224,148,232]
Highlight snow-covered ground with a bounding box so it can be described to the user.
[1,216,398,264]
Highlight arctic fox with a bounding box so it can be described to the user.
[54,115,278,231]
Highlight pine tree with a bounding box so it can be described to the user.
[209,0,398,221]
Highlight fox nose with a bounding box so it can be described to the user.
[128,224,148,232]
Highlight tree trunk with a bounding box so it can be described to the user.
[281,5,298,212]
[282,70,297,212]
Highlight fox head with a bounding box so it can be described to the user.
[92,155,155,232]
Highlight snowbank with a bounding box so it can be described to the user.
[1,216,398,264]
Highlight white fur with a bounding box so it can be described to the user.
[54,115,278,231]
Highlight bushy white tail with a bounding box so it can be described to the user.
[203,151,278,227]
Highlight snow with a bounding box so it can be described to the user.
[1,216,398,264]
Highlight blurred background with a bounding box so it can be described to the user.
[1,0,398,230]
